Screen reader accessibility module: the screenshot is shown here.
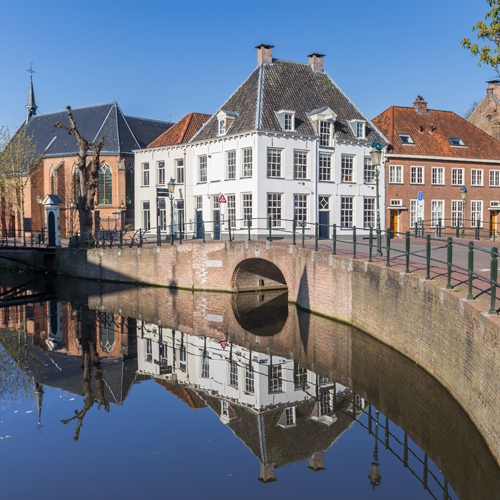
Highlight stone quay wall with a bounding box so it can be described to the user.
[56,240,500,464]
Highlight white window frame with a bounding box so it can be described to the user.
[267,149,283,178]
[389,165,403,184]
[451,168,464,186]
[142,163,150,187]
[341,155,354,183]
[363,197,375,228]
[490,169,500,187]
[157,161,165,186]
[471,169,484,187]
[294,194,307,224]
[431,200,444,227]
[340,196,354,228]
[410,165,424,185]
[242,148,252,178]
[364,157,375,184]
[228,359,238,388]
[175,159,184,184]
[226,150,236,180]
[242,193,252,226]
[198,156,207,183]
[451,200,464,228]
[227,194,236,228]
[319,153,332,181]
[319,121,332,147]
[293,150,308,179]
[267,193,282,227]
[471,200,483,228]
[431,167,444,185]
[142,201,151,230]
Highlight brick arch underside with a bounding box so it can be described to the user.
[232,258,287,292]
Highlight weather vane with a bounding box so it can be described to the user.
[27,63,35,77]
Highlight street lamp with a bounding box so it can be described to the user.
[167,178,176,245]
[460,186,467,238]
[368,409,382,490]
[36,194,44,243]
[370,140,384,256]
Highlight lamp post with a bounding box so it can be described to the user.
[370,140,384,256]
[460,186,467,238]
[36,194,44,243]
[167,178,176,245]
[368,409,382,490]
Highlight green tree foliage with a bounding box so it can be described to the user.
[462,1,500,76]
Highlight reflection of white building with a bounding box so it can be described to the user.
[136,322,366,481]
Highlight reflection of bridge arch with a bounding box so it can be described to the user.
[232,258,287,292]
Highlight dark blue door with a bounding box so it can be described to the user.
[319,211,329,239]
[196,211,203,239]
[213,210,221,240]
[48,211,56,246]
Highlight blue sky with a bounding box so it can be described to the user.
[0,0,494,130]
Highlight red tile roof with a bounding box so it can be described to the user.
[372,106,500,159]
[148,112,211,148]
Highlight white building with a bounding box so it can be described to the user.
[135,45,388,240]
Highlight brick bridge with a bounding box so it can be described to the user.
[56,239,500,473]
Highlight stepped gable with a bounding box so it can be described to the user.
[373,104,500,158]
[22,102,172,159]
[148,112,211,148]
[192,58,384,144]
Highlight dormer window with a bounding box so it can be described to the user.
[308,107,337,148]
[348,120,366,139]
[449,137,466,147]
[276,110,296,132]
[399,134,414,145]
[216,110,238,136]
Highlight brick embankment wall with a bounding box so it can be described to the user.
[55,241,500,469]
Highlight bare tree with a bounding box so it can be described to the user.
[0,126,40,241]
[55,106,104,243]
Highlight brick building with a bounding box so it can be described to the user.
[469,80,500,141]
[372,96,500,236]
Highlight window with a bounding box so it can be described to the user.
[267,149,282,177]
[160,342,168,365]
[449,137,465,146]
[452,168,464,186]
[399,134,414,144]
[284,407,295,426]
[364,157,375,183]
[294,194,307,224]
[341,196,354,228]
[126,164,134,206]
[159,198,167,229]
[341,155,354,182]
[471,200,483,227]
[451,200,464,227]
[389,165,403,183]
[268,364,283,393]
[157,162,165,186]
[284,113,294,131]
[319,196,329,211]
[50,170,56,194]
[198,156,207,183]
[319,121,332,147]
[319,153,332,181]
[176,159,184,184]
[356,122,364,138]
[201,354,210,378]
[294,151,308,179]
[227,194,236,228]
[245,363,254,393]
[319,388,333,416]
[221,400,229,416]
[490,170,500,187]
[142,201,151,230]
[410,199,419,228]
[431,167,444,185]
[410,166,424,184]
[431,200,444,227]
[242,148,252,177]
[267,193,282,226]
[98,164,112,204]
[294,362,308,390]
[99,313,115,352]
[177,200,185,234]
[219,119,225,136]
[229,360,238,388]
[471,169,484,186]
[243,193,252,225]
[142,163,150,186]
[364,197,375,228]
[226,151,236,179]
[145,338,152,363]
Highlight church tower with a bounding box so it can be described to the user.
[25,64,38,123]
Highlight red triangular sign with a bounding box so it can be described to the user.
[218,194,227,203]
[218,339,228,350]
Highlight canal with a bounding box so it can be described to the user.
[0,276,498,499]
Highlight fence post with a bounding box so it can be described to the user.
[268,216,272,242]
[489,247,498,315]
[456,215,460,238]
[446,237,453,289]
[386,228,391,267]
[228,217,232,242]
[332,224,337,255]
[414,222,418,236]
[179,224,183,245]
[368,227,373,263]
[475,218,480,241]
[247,216,252,241]
[352,226,357,259]
[301,222,305,249]
[315,222,319,251]
[202,219,206,243]
[405,231,410,273]
[426,234,431,280]
[139,229,143,248]
[119,230,123,249]
[438,217,442,238]
[467,242,474,300]
[157,225,161,246]
[102,230,105,249]
[292,218,297,245]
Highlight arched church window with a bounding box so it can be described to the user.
[100,312,115,352]
[98,163,112,205]
[126,164,134,206]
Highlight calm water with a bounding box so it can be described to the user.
[0,276,499,499]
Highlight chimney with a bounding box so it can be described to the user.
[258,463,277,483]
[308,452,326,472]
[256,44,274,65]
[413,96,428,114]
[308,52,325,72]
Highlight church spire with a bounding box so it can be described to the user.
[25,63,37,122]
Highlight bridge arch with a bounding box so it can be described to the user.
[232,258,287,292]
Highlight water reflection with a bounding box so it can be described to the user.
[0,277,499,498]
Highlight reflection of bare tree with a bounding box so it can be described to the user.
[61,307,109,441]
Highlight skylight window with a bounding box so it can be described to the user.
[399,134,414,144]
[449,137,465,147]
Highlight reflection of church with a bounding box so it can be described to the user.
[136,322,366,481]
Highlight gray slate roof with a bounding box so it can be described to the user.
[192,59,385,143]
[23,102,172,159]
